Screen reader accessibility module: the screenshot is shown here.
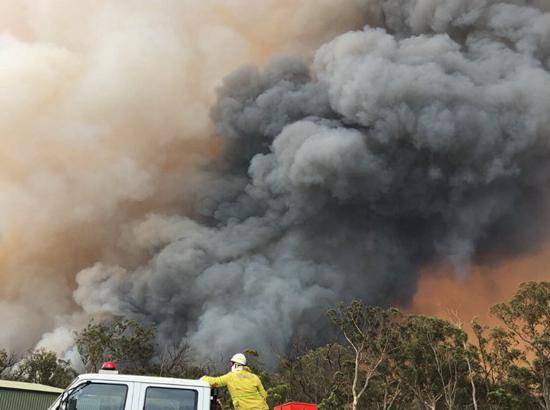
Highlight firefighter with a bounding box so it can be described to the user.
[201,353,269,410]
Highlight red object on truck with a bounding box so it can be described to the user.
[274,403,318,410]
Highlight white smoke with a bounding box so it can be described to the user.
[3,0,550,365]
[0,0,369,358]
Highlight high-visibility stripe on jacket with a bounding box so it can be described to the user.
[201,367,269,410]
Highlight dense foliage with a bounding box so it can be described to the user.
[1,281,549,409]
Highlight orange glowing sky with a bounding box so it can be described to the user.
[411,245,550,330]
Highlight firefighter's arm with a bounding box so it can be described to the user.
[200,373,231,388]
[257,378,268,400]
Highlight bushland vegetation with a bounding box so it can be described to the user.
[1,281,548,409]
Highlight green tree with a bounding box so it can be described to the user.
[17,349,76,388]
[472,320,536,409]
[0,348,17,379]
[489,281,550,409]
[396,316,472,409]
[276,343,352,407]
[328,301,402,410]
[75,318,155,373]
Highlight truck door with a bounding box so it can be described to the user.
[136,382,204,410]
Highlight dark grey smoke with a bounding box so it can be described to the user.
[73,0,550,362]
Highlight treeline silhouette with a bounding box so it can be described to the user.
[1,281,548,409]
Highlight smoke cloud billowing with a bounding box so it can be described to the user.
[3,0,550,363]
[0,0,368,354]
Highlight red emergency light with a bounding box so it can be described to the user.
[101,361,117,371]
[274,403,318,410]
[99,361,118,374]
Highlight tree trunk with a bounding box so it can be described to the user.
[351,348,360,410]
[466,354,478,410]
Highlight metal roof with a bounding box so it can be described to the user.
[0,379,64,394]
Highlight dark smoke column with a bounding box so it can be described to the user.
[74,0,550,362]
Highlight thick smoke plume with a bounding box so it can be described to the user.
[0,0,368,355]
[3,0,550,363]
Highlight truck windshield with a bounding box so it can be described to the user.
[67,383,127,410]
[144,386,197,410]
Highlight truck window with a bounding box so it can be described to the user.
[67,383,127,410]
[144,387,198,410]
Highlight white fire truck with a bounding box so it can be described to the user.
[48,362,220,410]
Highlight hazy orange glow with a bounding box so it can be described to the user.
[410,245,550,332]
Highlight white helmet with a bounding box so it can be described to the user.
[230,353,247,366]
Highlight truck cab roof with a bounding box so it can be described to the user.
[73,372,210,389]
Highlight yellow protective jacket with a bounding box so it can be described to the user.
[201,367,269,410]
